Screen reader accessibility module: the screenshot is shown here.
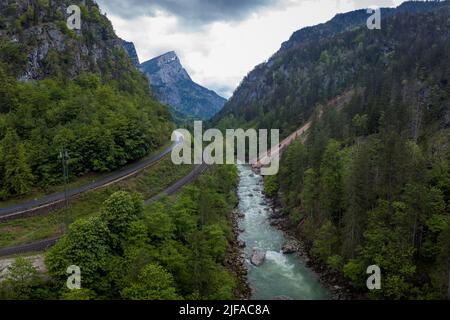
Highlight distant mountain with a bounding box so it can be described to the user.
[214,0,450,134]
[140,51,226,120]
[0,0,173,199]
[120,39,140,68]
[213,1,450,299]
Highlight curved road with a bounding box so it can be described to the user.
[0,134,183,222]
[0,162,209,257]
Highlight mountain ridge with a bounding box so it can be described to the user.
[140,51,226,120]
[215,0,450,134]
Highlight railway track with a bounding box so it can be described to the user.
[0,136,183,222]
[0,162,209,257]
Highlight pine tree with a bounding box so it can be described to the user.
[1,130,34,196]
[319,139,344,225]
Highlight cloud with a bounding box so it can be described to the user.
[97,0,288,26]
[99,0,405,98]
[348,0,395,9]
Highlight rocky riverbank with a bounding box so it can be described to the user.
[265,196,364,300]
[226,208,251,300]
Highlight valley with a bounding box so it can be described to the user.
[0,0,449,302]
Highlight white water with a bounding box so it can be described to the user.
[237,165,330,300]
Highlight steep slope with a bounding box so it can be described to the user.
[215,1,450,135]
[214,1,450,299]
[140,51,226,120]
[0,0,173,200]
[120,39,140,68]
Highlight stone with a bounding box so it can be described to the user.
[282,241,297,254]
[140,51,226,119]
[250,249,266,266]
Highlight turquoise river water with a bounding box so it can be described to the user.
[237,165,330,300]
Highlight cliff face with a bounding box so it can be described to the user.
[0,0,134,81]
[0,0,174,199]
[214,1,450,133]
[121,39,140,68]
[140,51,226,120]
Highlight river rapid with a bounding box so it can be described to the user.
[237,165,330,300]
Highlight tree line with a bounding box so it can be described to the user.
[0,165,239,300]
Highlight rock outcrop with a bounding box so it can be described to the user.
[0,0,134,81]
[120,39,140,68]
[250,249,266,266]
[140,51,226,120]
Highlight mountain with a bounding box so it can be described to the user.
[214,1,450,299]
[0,0,173,199]
[140,51,226,120]
[214,0,450,134]
[120,39,140,68]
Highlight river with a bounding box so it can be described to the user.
[237,165,330,300]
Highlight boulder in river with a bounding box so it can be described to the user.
[282,240,298,254]
[238,240,246,248]
[251,249,266,266]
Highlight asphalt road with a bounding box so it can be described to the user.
[0,135,183,221]
[0,158,209,257]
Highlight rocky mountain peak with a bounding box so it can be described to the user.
[141,51,191,86]
[120,39,140,68]
[140,51,225,120]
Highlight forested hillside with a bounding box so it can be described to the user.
[215,1,450,135]
[257,3,450,299]
[0,165,239,300]
[140,51,226,121]
[0,0,173,200]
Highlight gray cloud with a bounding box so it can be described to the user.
[348,0,395,9]
[97,0,398,27]
[97,0,284,26]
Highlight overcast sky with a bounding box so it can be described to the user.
[96,0,405,98]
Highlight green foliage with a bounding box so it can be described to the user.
[0,129,34,196]
[45,216,113,295]
[327,255,344,271]
[0,258,44,300]
[100,192,144,247]
[0,69,173,199]
[343,259,366,288]
[0,1,174,200]
[215,1,450,300]
[42,165,239,300]
[264,174,279,198]
[319,140,344,224]
[60,288,96,300]
[121,264,181,300]
[274,107,449,299]
[311,220,338,263]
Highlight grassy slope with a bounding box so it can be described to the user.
[0,156,194,248]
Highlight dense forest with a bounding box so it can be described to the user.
[259,3,450,299]
[0,165,240,299]
[0,0,449,302]
[0,0,173,200]
[215,1,450,136]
